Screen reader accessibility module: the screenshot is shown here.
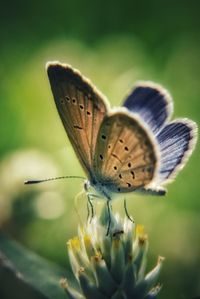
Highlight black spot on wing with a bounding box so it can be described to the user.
[74,125,83,130]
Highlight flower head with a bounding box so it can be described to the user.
[62,205,164,299]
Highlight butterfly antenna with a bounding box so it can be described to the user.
[24,175,86,185]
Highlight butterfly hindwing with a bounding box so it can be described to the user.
[156,119,197,184]
[47,62,109,177]
[93,111,159,192]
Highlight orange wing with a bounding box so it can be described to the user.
[47,62,109,177]
[93,111,159,192]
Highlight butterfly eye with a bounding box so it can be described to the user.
[127,183,131,188]
[99,154,103,160]
[119,174,122,179]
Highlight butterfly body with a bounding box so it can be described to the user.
[84,178,115,201]
[47,62,197,201]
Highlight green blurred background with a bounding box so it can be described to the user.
[0,0,199,298]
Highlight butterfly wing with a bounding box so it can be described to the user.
[47,62,109,177]
[156,119,198,184]
[123,82,197,187]
[93,111,159,192]
[123,82,173,134]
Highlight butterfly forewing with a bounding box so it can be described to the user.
[93,112,158,192]
[47,63,109,177]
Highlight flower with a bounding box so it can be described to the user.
[61,205,164,299]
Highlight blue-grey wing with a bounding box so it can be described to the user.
[123,82,173,134]
[156,119,197,184]
[123,82,197,186]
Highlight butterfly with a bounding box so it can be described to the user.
[46,62,197,208]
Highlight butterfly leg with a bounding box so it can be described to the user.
[74,189,85,226]
[86,200,91,222]
[106,200,112,236]
[124,198,134,223]
[86,193,102,223]
[87,194,94,223]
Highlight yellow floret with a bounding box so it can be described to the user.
[67,237,80,250]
